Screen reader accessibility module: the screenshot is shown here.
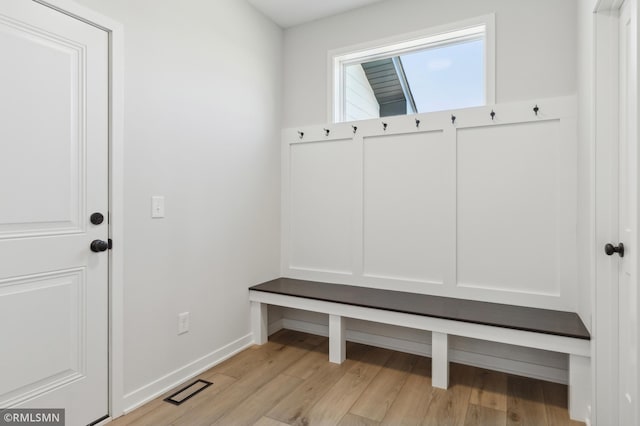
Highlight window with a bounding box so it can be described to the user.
[330,15,495,123]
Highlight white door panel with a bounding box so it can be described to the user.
[618,1,639,424]
[0,1,109,424]
[0,22,78,230]
[0,269,85,404]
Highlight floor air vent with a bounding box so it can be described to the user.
[163,379,213,406]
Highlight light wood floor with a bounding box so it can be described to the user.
[111,330,585,426]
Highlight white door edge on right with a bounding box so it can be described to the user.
[617,1,639,425]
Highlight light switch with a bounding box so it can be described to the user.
[151,196,165,218]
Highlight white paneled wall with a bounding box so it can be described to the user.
[457,120,575,297]
[289,139,357,274]
[363,131,453,285]
[282,96,578,311]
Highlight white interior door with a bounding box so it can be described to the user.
[0,1,109,424]
[617,1,639,424]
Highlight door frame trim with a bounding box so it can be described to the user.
[31,0,125,418]
[594,0,639,424]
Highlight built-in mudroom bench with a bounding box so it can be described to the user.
[264,96,591,422]
[249,277,591,422]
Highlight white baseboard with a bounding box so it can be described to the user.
[280,318,568,385]
[268,318,284,336]
[122,333,254,413]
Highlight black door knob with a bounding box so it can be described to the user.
[90,212,104,225]
[90,239,109,253]
[605,242,625,258]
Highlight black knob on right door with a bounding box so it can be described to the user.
[604,242,625,258]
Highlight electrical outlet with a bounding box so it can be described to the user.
[178,312,190,335]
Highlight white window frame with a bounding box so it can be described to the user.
[328,14,496,123]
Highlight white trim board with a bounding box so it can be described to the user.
[31,0,126,418]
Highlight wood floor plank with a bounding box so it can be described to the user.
[541,381,585,426]
[282,339,330,380]
[339,413,381,426]
[421,363,475,426]
[111,331,580,426]
[301,347,393,425]
[464,404,507,426]
[350,351,417,421]
[168,332,323,426]
[210,329,319,379]
[380,357,434,426]
[469,368,508,411]
[267,342,372,425]
[506,376,549,426]
[212,374,302,425]
[253,417,291,426]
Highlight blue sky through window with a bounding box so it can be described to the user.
[400,38,484,113]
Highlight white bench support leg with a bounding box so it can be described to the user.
[569,354,591,422]
[432,331,449,389]
[251,301,268,345]
[329,314,346,364]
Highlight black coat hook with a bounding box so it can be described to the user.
[415,118,421,128]
[323,128,330,136]
[382,122,388,131]
[451,115,456,125]
[352,126,358,134]
[298,131,304,139]
[490,110,496,121]
[533,105,539,116]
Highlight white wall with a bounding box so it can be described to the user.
[282,0,577,127]
[72,0,283,408]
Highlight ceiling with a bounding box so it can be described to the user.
[247,0,386,28]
